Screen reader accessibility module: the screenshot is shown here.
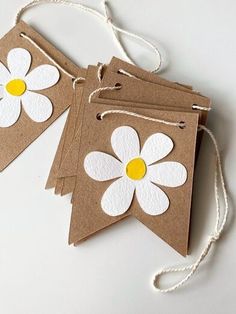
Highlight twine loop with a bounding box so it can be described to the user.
[15,0,162,73]
[72,77,86,89]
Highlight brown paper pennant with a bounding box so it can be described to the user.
[0,21,83,170]
[68,66,199,256]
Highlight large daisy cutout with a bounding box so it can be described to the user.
[84,126,188,216]
[0,48,60,127]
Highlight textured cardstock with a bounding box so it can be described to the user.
[68,66,199,256]
[0,21,83,170]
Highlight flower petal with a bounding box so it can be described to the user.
[135,180,169,215]
[84,152,123,181]
[0,96,21,127]
[0,62,11,85]
[101,177,135,216]
[141,133,174,165]
[25,65,60,90]
[111,126,140,163]
[148,161,187,187]
[21,91,53,122]
[7,48,31,77]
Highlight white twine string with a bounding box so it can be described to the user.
[153,124,228,292]
[118,68,140,79]
[192,104,211,111]
[101,0,162,73]
[97,63,105,83]
[15,0,162,73]
[98,109,229,292]
[99,109,184,128]
[89,85,122,103]
[72,76,86,89]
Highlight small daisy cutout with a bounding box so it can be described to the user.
[0,47,60,127]
[84,126,188,217]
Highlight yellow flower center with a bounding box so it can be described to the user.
[126,158,147,180]
[6,79,27,96]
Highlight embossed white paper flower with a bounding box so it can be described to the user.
[0,48,60,127]
[84,126,188,216]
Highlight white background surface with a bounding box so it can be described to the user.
[0,1,235,313]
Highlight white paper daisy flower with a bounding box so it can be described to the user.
[84,126,188,216]
[0,47,60,127]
